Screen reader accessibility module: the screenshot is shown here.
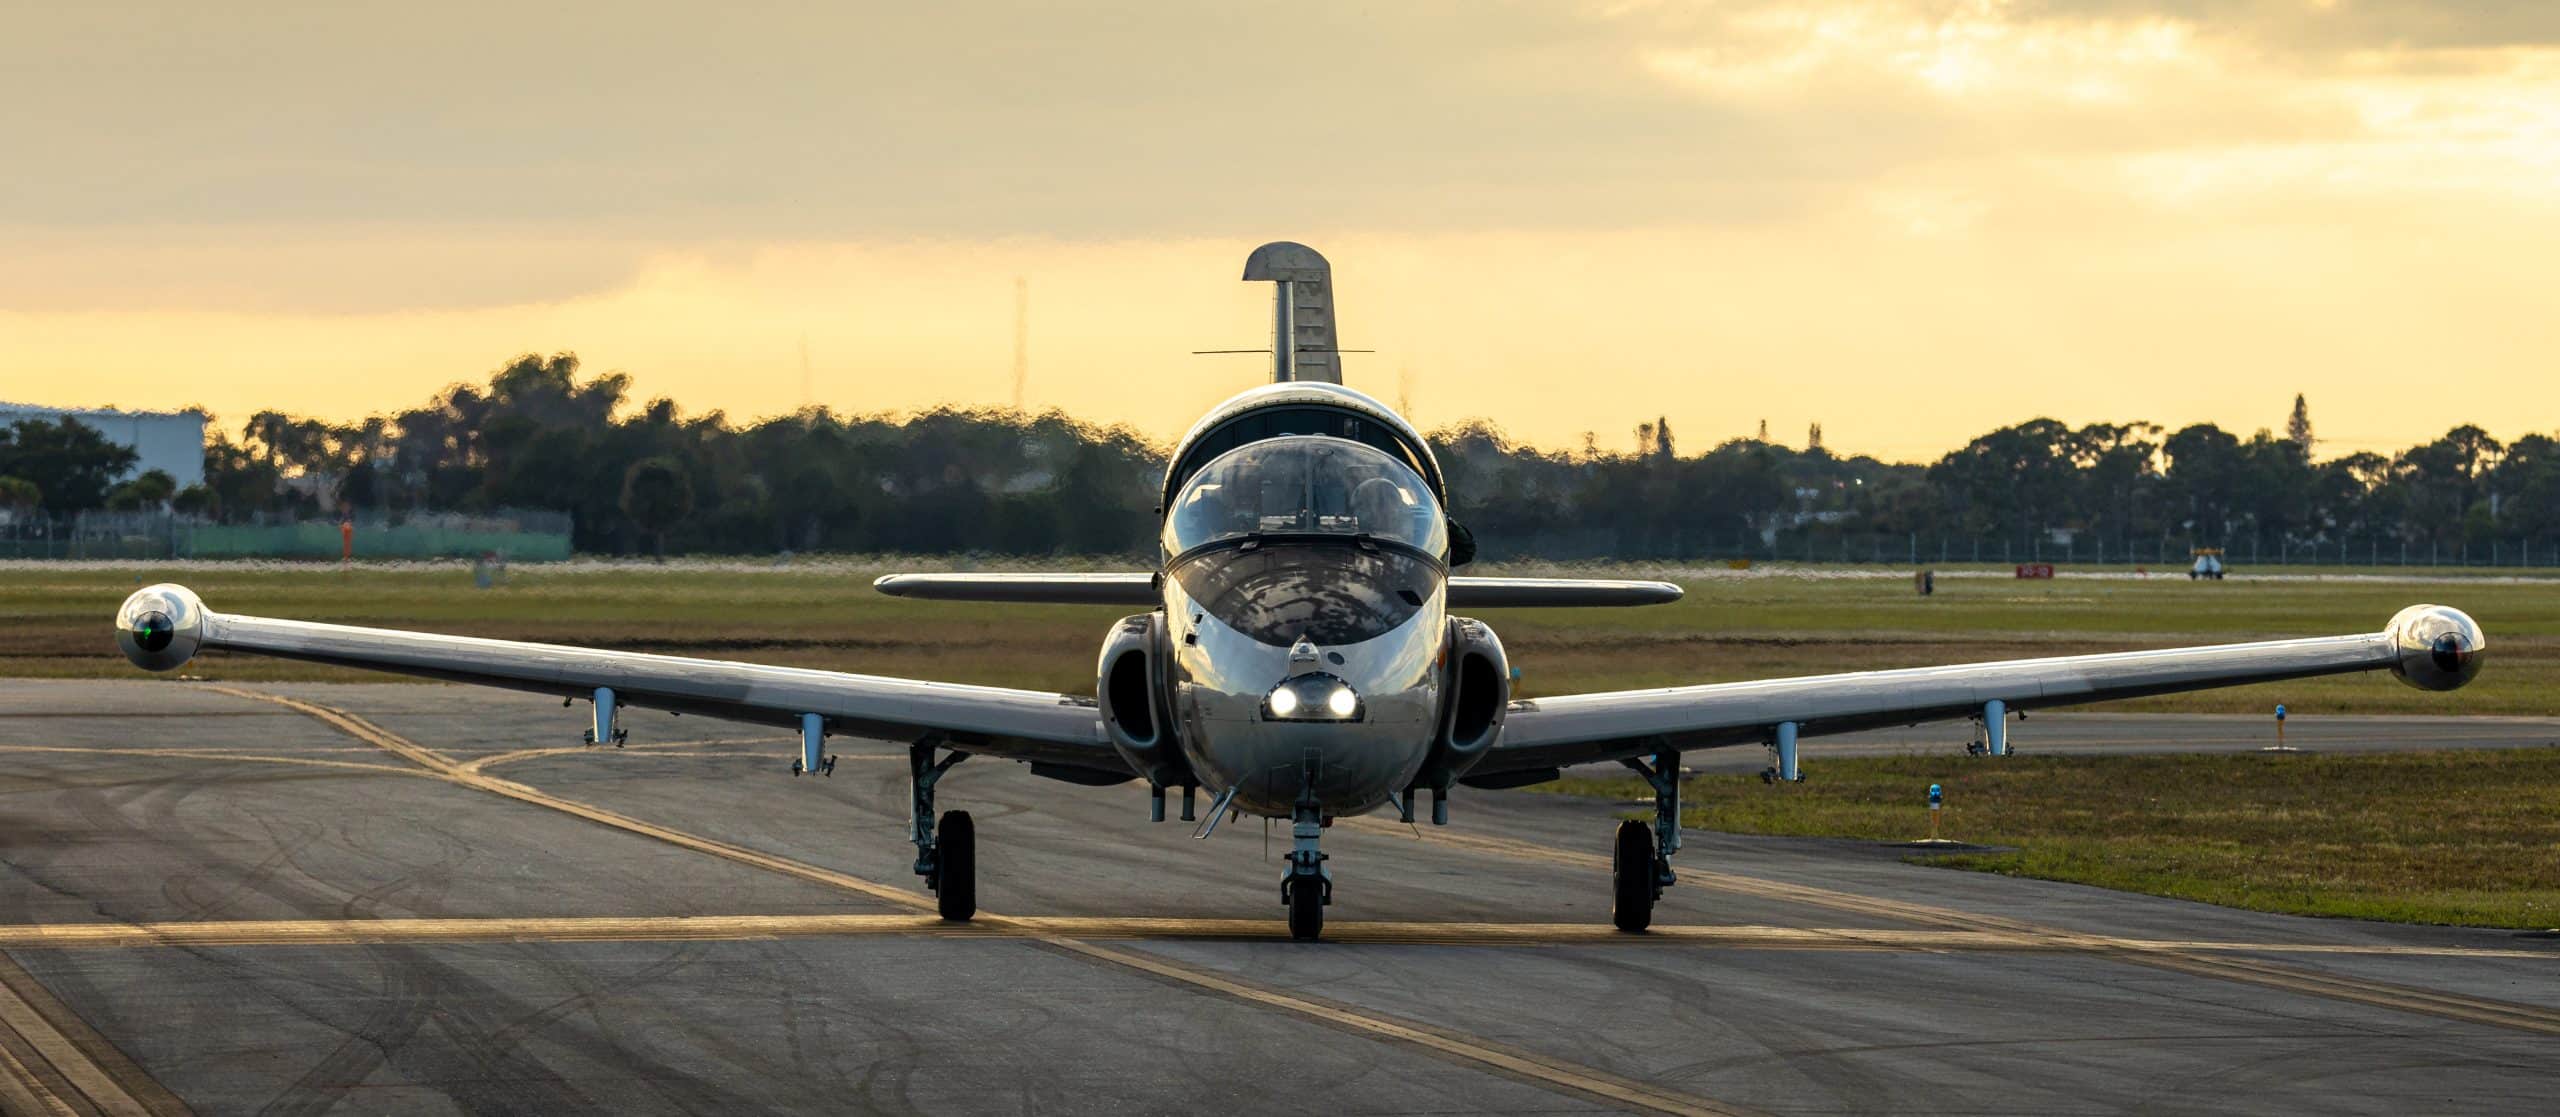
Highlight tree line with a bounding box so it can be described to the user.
[0,419,170,516]
[11,353,2554,561]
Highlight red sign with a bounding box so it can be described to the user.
[2015,563,2054,579]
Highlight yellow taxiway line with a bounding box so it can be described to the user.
[454,735,808,776]
[0,743,416,777]
[0,953,186,1117]
[196,685,1757,1117]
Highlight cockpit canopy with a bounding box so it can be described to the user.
[1163,436,1449,560]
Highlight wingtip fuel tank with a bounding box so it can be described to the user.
[116,583,207,672]
[2386,604,2485,691]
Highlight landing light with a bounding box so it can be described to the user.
[1264,673,1363,722]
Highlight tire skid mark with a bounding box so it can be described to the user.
[255,941,439,1117]
[211,685,1763,1117]
[255,803,477,1117]
[1341,816,2560,1037]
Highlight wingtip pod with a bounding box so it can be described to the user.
[116,583,206,672]
[2386,604,2484,692]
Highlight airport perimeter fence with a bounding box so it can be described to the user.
[0,509,574,562]
[1718,532,2560,570]
[1478,527,2560,570]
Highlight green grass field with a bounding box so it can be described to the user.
[1546,751,2560,928]
[7,559,2550,716]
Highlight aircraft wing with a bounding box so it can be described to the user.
[1470,605,2484,779]
[114,585,1124,778]
[872,572,1682,608]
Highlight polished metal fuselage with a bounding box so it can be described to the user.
[1162,570,1446,818]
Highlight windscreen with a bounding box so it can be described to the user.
[1171,543,1439,647]
[1163,436,1448,558]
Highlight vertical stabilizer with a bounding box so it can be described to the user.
[1241,242,1341,384]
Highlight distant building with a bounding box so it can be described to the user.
[0,403,208,488]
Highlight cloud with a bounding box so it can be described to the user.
[2020,1,2560,56]
[1,1,2555,459]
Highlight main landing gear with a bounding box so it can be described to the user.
[1612,750,1681,933]
[909,738,976,922]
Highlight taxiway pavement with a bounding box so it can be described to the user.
[0,679,2554,1115]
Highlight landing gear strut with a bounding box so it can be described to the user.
[1281,757,1331,941]
[1281,801,1331,941]
[908,738,974,921]
[1612,750,1681,932]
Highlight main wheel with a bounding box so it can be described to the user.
[935,810,976,922]
[1286,874,1325,942]
[1612,819,1657,933]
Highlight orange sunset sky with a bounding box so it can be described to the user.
[4,2,2555,461]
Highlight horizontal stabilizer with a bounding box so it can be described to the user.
[873,572,1681,608]
[1449,577,1683,608]
[873,573,1157,605]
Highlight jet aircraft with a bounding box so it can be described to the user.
[113,242,2487,940]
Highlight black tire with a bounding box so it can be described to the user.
[935,810,976,922]
[1286,874,1325,942]
[1612,819,1656,933]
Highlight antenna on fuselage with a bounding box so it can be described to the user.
[1242,241,1343,384]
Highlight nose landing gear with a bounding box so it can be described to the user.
[1282,775,1332,940]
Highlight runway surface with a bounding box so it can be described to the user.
[0,679,2555,1115]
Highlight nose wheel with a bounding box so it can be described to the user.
[1284,870,1327,940]
[1282,798,1331,941]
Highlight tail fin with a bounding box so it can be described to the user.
[1242,241,1341,384]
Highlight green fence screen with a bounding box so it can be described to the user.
[175,523,572,561]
